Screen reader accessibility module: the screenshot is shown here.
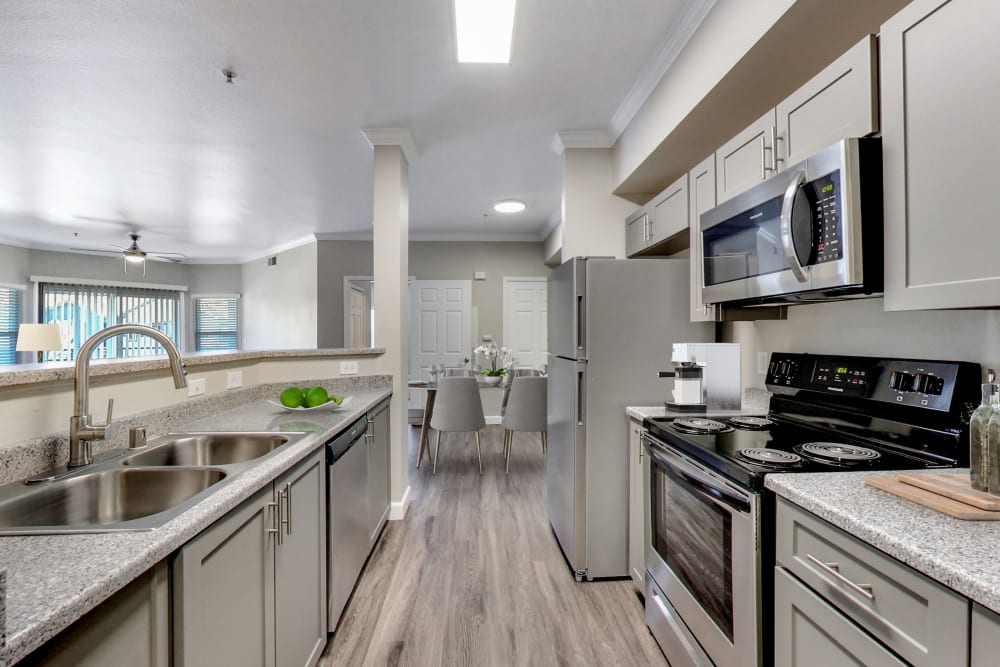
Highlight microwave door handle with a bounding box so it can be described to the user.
[779,169,810,283]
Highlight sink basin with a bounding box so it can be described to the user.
[122,433,292,467]
[0,467,226,533]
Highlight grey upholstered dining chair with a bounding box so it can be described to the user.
[501,376,547,474]
[430,376,487,475]
[500,368,542,416]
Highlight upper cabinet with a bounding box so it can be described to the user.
[882,0,1000,310]
[688,154,717,322]
[625,173,689,257]
[625,207,650,258]
[716,35,879,205]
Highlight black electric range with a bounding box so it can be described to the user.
[644,352,982,491]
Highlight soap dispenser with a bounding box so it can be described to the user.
[971,369,997,491]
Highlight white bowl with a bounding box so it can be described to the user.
[266,395,353,413]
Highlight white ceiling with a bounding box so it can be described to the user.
[0,0,698,262]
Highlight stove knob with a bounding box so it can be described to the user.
[912,373,927,393]
[890,371,914,391]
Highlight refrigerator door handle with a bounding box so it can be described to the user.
[576,294,585,353]
[576,366,586,426]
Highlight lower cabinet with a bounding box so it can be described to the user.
[21,562,170,667]
[173,447,326,667]
[972,604,1000,666]
[367,399,391,541]
[627,417,648,594]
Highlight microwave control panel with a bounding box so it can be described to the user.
[766,353,980,413]
[807,171,843,265]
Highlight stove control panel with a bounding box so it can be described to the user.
[766,353,980,414]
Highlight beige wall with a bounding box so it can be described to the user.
[241,242,318,349]
[316,240,376,347]
[561,147,633,259]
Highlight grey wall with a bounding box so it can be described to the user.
[726,297,1000,388]
[315,240,549,348]
[0,244,29,285]
[241,242,318,349]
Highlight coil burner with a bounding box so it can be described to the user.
[729,416,774,430]
[736,448,802,468]
[795,442,881,465]
[671,418,733,435]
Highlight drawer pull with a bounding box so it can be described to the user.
[806,553,875,601]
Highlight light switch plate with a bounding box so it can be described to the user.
[757,352,770,375]
[226,371,243,389]
[188,378,207,398]
[340,361,359,375]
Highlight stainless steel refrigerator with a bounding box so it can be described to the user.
[547,257,714,581]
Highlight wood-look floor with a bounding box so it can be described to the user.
[319,426,667,666]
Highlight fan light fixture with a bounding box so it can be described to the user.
[454,0,516,63]
[493,199,526,214]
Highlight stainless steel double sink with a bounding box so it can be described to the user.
[0,431,307,535]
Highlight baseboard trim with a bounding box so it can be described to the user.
[389,485,411,520]
[485,416,502,425]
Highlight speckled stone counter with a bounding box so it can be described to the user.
[626,388,772,422]
[0,380,392,667]
[0,347,385,388]
[766,470,1000,615]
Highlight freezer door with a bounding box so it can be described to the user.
[546,354,587,576]
[547,258,587,360]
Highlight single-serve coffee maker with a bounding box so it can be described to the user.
[658,342,741,412]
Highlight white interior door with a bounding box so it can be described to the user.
[502,277,548,370]
[409,280,472,381]
[349,286,366,348]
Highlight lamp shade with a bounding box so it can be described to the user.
[16,323,63,352]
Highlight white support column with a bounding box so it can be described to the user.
[363,128,415,520]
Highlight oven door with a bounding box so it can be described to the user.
[643,434,761,667]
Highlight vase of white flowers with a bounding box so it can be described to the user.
[474,341,511,386]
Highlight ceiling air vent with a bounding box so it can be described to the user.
[267,256,277,267]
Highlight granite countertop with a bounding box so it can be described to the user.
[767,470,1000,615]
[625,406,763,421]
[0,347,385,388]
[0,385,392,667]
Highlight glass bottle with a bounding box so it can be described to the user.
[971,369,996,491]
[988,392,1000,496]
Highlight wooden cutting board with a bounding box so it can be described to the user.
[897,472,1000,511]
[866,476,1000,520]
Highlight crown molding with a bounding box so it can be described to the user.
[0,236,32,249]
[361,127,418,163]
[608,0,717,141]
[314,231,373,242]
[550,130,615,155]
[541,210,562,237]
[237,234,318,264]
[410,232,544,243]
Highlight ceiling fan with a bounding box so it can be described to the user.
[71,232,187,276]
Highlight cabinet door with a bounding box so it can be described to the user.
[774,567,907,667]
[882,0,1000,310]
[972,604,1000,666]
[367,400,391,541]
[275,448,327,667]
[776,34,878,167]
[627,419,645,593]
[715,109,777,203]
[649,174,688,246]
[688,154,717,322]
[625,210,648,257]
[173,486,276,667]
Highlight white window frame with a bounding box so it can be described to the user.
[192,293,241,352]
[0,282,26,365]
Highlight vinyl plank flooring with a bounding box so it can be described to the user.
[320,425,666,667]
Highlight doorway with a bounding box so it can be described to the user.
[502,277,548,370]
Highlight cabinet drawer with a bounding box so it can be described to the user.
[774,566,907,667]
[776,498,969,666]
[972,604,1000,666]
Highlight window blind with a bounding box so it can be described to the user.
[194,297,238,351]
[39,282,180,361]
[0,287,23,365]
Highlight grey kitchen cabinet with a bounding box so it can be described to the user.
[776,497,969,666]
[972,604,1000,666]
[625,207,650,257]
[649,174,689,247]
[687,154,717,322]
[775,34,878,168]
[881,0,1000,310]
[367,398,391,541]
[174,447,327,667]
[774,566,907,667]
[715,110,777,204]
[21,562,170,667]
[627,417,648,594]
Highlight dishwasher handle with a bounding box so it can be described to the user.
[327,415,370,464]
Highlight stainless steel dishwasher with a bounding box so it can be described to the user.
[327,415,370,631]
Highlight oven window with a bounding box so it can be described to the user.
[702,194,786,286]
[652,462,734,640]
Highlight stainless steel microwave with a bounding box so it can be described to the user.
[700,137,882,307]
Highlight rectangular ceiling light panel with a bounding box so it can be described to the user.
[455,0,516,63]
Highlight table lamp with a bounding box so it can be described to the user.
[15,323,63,363]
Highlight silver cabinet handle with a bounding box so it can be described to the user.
[771,125,783,172]
[268,499,282,546]
[761,135,773,178]
[806,553,874,601]
[779,169,809,283]
[281,485,291,536]
[635,429,643,462]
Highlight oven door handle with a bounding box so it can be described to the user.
[779,169,810,283]
[644,440,752,515]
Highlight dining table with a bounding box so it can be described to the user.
[408,378,503,468]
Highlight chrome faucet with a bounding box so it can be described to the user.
[69,324,188,467]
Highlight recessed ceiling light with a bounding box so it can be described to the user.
[493,199,526,214]
[454,0,516,64]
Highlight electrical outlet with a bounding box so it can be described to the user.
[340,361,359,375]
[188,378,207,398]
[757,352,770,375]
[226,370,243,389]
